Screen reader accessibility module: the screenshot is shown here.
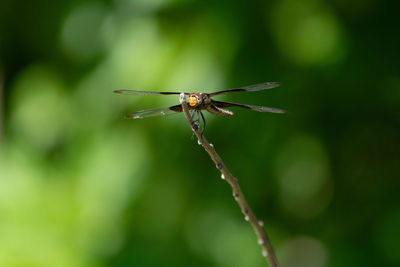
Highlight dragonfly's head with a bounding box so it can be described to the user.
[188,93,202,107]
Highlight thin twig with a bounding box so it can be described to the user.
[179,93,280,267]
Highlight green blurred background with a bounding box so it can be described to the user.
[0,0,399,266]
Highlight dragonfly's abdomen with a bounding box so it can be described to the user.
[206,105,234,116]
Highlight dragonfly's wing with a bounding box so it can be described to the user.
[206,104,234,116]
[209,82,281,96]
[213,101,287,114]
[125,105,183,119]
[115,90,188,95]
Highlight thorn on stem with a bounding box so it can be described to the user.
[197,139,202,145]
[244,215,249,221]
[262,250,268,257]
[258,220,264,227]
[221,174,225,179]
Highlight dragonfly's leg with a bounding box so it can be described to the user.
[195,110,200,132]
[196,110,201,125]
[200,111,206,135]
[191,110,196,120]
[191,110,200,133]
[190,110,198,134]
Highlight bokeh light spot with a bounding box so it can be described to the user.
[278,236,327,267]
[108,18,172,89]
[10,64,72,151]
[269,0,346,66]
[275,133,332,219]
[114,0,171,13]
[60,2,108,62]
[185,206,267,267]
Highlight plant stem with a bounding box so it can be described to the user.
[179,93,280,267]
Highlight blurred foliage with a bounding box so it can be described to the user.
[0,0,399,266]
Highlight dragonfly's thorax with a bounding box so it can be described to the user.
[188,93,211,109]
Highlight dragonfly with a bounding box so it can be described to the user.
[114,82,286,132]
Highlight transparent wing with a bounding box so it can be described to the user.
[209,82,281,96]
[115,90,187,95]
[213,101,287,114]
[125,106,182,119]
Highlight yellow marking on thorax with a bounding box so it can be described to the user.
[188,96,198,107]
